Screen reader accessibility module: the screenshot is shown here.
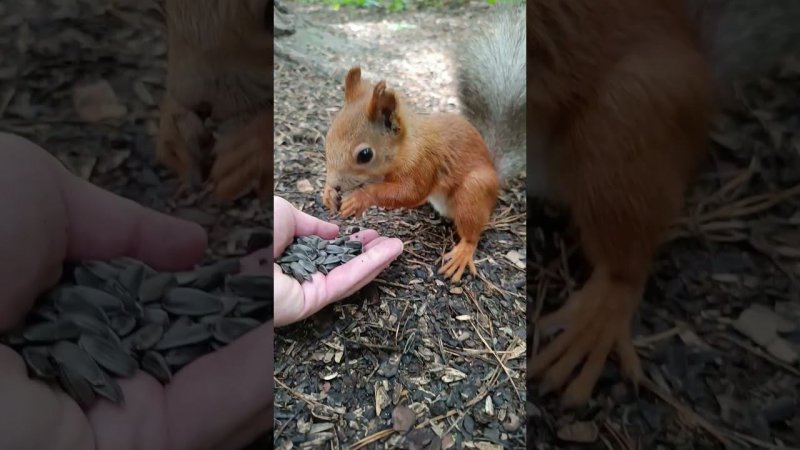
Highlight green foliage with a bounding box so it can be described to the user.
[300,0,515,13]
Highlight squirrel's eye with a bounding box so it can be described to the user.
[356,147,373,164]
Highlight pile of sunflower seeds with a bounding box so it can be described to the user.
[0,257,271,408]
[276,235,363,283]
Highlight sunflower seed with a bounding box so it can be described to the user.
[213,318,262,344]
[80,260,121,281]
[3,329,26,346]
[155,322,212,350]
[109,314,137,337]
[345,240,363,250]
[54,291,110,324]
[322,255,340,265]
[164,344,210,369]
[234,301,271,317]
[298,258,316,273]
[174,270,199,286]
[58,363,96,407]
[78,334,138,378]
[138,273,176,303]
[326,245,346,254]
[118,264,146,295]
[143,306,169,326]
[162,288,223,316]
[61,312,109,337]
[187,259,240,290]
[141,351,171,383]
[60,286,125,315]
[73,267,107,289]
[92,371,124,405]
[277,254,300,263]
[22,346,57,380]
[51,341,106,387]
[122,323,164,352]
[227,275,272,299]
[30,303,59,322]
[23,320,82,343]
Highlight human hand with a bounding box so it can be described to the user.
[271,196,403,327]
[0,132,271,450]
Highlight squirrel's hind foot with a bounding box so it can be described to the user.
[439,240,478,283]
[529,270,644,409]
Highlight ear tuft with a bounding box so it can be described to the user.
[344,67,362,103]
[368,81,399,133]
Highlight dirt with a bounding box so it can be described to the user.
[273,1,526,449]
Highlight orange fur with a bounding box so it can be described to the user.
[156,0,271,201]
[323,67,500,282]
[527,0,716,408]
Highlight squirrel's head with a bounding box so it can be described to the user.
[324,67,406,194]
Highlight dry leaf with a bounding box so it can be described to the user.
[733,305,778,347]
[504,250,525,269]
[557,421,599,443]
[72,80,127,122]
[392,405,416,432]
[441,367,467,383]
[296,178,313,193]
[766,338,798,364]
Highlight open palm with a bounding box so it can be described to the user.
[0,133,271,450]
[272,196,403,327]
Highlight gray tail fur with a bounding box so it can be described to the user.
[685,0,800,108]
[453,3,526,185]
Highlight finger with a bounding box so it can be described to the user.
[240,248,272,275]
[273,270,306,327]
[363,236,389,252]
[292,207,339,239]
[0,346,94,450]
[164,323,272,450]
[274,196,338,257]
[58,173,208,271]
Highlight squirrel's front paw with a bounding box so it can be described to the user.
[322,184,340,214]
[156,95,210,193]
[209,112,271,202]
[340,190,371,218]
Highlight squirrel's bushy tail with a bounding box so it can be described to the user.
[453,3,526,186]
[685,0,800,107]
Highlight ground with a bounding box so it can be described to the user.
[273,1,526,449]
[0,1,270,448]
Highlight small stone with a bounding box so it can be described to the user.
[557,421,599,443]
[392,405,416,432]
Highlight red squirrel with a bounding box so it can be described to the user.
[523,0,800,409]
[321,68,496,282]
[320,6,526,283]
[156,0,272,201]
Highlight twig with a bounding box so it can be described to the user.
[470,321,523,402]
[639,377,733,447]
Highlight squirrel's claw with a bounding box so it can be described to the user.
[156,95,209,194]
[439,240,478,283]
[339,190,371,219]
[530,273,643,409]
[209,112,271,202]
[322,184,340,214]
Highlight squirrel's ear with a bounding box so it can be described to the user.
[367,81,400,133]
[344,67,362,103]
